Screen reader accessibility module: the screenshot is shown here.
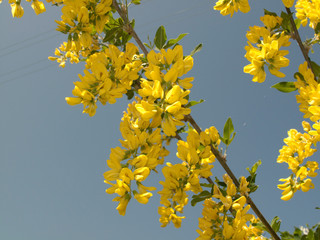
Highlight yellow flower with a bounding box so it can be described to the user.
[282,0,295,8]
[114,196,130,216]
[65,97,82,105]
[133,167,150,182]
[281,187,294,201]
[222,220,235,239]
[31,0,46,15]
[214,0,250,17]
[300,178,315,192]
[169,214,185,228]
[135,101,158,121]
[134,192,153,204]
[11,3,24,18]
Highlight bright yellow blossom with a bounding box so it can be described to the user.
[214,0,250,17]
[31,0,46,15]
[282,0,295,8]
[11,2,24,18]
[244,16,291,83]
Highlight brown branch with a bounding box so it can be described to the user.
[112,0,148,56]
[112,1,280,239]
[286,7,316,76]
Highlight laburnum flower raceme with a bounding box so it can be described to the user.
[277,62,320,201]
[158,128,219,228]
[196,174,266,240]
[277,123,318,200]
[243,14,291,83]
[103,46,196,216]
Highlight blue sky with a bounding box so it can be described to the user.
[1,0,319,239]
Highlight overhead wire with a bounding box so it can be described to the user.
[0,28,55,53]
[0,32,60,57]
[0,64,56,87]
[0,58,48,79]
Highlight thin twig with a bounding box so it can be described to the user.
[112,1,280,239]
[112,0,148,56]
[286,7,315,75]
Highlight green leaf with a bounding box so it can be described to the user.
[247,160,262,174]
[176,126,187,134]
[280,11,292,33]
[185,99,204,108]
[315,22,320,34]
[311,61,320,78]
[216,181,227,188]
[294,72,305,82]
[131,0,141,5]
[253,222,268,233]
[191,190,212,206]
[200,183,213,188]
[126,89,134,100]
[190,43,203,56]
[295,18,301,29]
[154,26,167,50]
[306,229,315,240]
[264,9,278,16]
[143,42,152,49]
[163,33,188,49]
[315,207,320,210]
[271,82,297,93]
[271,216,281,233]
[223,118,234,139]
[245,160,261,193]
[315,224,320,239]
[221,117,235,146]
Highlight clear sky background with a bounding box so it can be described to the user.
[1,0,319,239]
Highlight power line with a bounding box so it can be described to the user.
[0,64,56,87]
[0,58,48,79]
[0,32,60,57]
[0,29,56,52]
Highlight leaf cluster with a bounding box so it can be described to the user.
[245,160,261,193]
[103,14,134,49]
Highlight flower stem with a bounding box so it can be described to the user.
[286,7,316,76]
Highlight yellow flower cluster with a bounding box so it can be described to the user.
[213,0,250,17]
[296,0,320,30]
[277,122,319,200]
[158,128,220,228]
[48,41,83,67]
[295,62,320,122]
[48,0,112,66]
[136,45,194,137]
[65,43,142,116]
[277,62,320,200]
[6,0,46,18]
[196,175,264,240]
[103,45,195,215]
[244,15,291,83]
[104,101,170,215]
